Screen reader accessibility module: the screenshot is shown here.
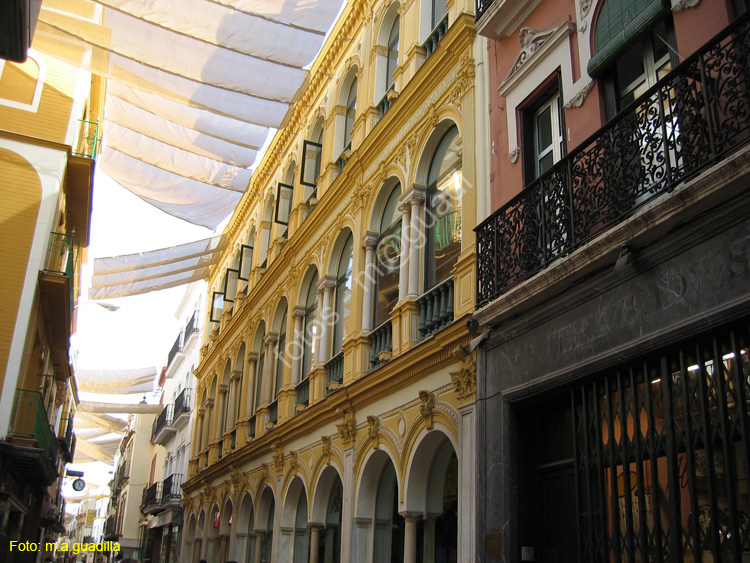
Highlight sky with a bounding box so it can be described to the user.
[71,172,212,372]
[65,172,215,502]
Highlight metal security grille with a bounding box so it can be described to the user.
[572,321,750,562]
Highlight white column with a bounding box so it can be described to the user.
[292,307,305,385]
[341,448,355,562]
[203,400,213,447]
[317,277,335,365]
[361,232,378,332]
[402,513,421,563]
[254,531,265,563]
[261,335,277,404]
[216,384,228,439]
[408,193,424,298]
[398,204,410,303]
[309,524,322,563]
[245,353,258,416]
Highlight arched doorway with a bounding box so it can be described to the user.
[405,430,458,562]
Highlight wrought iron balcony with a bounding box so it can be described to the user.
[184,310,200,346]
[141,481,161,514]
[73,119,100,159]
[152,404,175,445]
[417,277,454,340]
[172,387,192,429]
[115,459,130,487]
[476,12,750,308]
[296,377,310,406]
[161,473,183,505]
[423,15,449,59]
[59,415,76,463]
[167,332,184,367]
[104,514,120,539]
[41,232,78,323]
[6,389,58,485]
[325,352,344,395]
[369,320,393,369]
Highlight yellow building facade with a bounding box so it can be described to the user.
[0,40,101,561]
[182,0,487,560]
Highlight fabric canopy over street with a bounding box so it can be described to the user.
[77,366,157,394]
[34,0,344,229]
[88,234,226,298]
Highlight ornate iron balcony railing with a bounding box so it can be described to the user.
[174,387,191,416]
[161,473,183,501]
[73,119,99,159]
[142,481,161,508]
[476,11,750,308]
[167,332,183,367]
[184,310,199,341]
[152,404,174,438]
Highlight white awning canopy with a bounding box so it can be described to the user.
[33,0,345,233]
[89,234,226,299]
[77,367,157,394]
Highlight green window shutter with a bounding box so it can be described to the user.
[587,0,669,77]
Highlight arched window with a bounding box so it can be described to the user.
[374,184,402,326]
[386,17,400,89]
[301,273,319,378]
[344,78,357,151]
[425,126,461,290]
[331,233,353,357]
[274,310,287,398]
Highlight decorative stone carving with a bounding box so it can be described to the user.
[366,415,380,449]
[509,146,520,163]
[564,81,594,109]
[289,450,299,474]
[672,0,701,10]
[450,345,477,405]
[419,391,435,430]
[321,436,332,465]
[508,27,557,79]
[336,408,357,447]
[273,442,284,475]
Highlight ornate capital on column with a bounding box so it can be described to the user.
[230,369,242,381]
[293,306,306,320]
[362,231,379,249]
[247,351,259,364]
[399,184,427,207]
